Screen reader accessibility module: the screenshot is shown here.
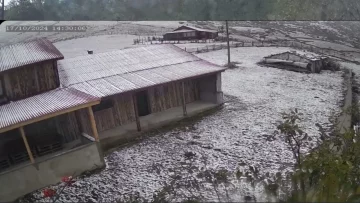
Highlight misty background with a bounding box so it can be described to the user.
[1,0,360,21]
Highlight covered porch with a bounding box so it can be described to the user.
[0,88,104,202]
[99,100,220,149]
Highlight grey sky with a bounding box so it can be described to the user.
[4,0,10,6]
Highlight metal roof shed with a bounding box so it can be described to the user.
[0,38,64,73]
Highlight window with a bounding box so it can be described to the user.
[92,99,113,112]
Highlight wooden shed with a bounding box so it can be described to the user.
[163,25,218,41]
[58,44,226,146]
[263,51,329,73]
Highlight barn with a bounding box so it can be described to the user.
[262,51,330,73]
[58,44,226,148]
[163,25,218,41]
[0,40,226,201]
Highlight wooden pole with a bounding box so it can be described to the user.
[1,0,4,20]
[19,127,35,163]
[87,107,100,142]
[132,94,141,131]
[226,20,231,67]
[181,81,187,116]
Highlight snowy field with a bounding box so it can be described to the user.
[54,34,139,58]
[304,39,359,52]
[22,47,343,202]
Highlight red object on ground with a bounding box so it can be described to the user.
[43,188,56,198]
[61,176,74,185]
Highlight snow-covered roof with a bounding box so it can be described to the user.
[58,44,226,98]
[164,29,197,34]
[175,25,218,33]
[0,38,64,73]
[0,88,99,132]
[264,51,326,61]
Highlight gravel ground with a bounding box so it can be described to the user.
[21,47,344,202]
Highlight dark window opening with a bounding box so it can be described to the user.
[92,99,113,112]
[0,77,7,105]
[136,90,150,117]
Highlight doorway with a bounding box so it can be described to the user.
[136,90,151,117]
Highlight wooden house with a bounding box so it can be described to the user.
[163,25,218,41]
[0,38,104,202]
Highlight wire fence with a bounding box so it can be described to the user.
[133,35,360,64]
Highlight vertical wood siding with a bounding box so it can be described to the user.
[88,93,137,133]
[22,112,80,144]
[148,79,200,114]
[76,109,94,137]
[2,61,59,101]
[76,80,200,134]
[54,112,81,143]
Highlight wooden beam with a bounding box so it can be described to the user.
[0,100,100,134]
[181,81,187,116]
[87,107,100,142]
[132,94,141,131]
[19,127,35,164]
[226,20,231,67]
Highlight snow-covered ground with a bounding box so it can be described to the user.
[232,26,267,33]
[54,34,139,58]
[130,21,185,28]
[304,39,359,52]
[22,47,343,202]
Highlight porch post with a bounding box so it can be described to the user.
[19,127,35,163]
[87,107,100,142]
[181,81,187,116]
[132,94,141,131]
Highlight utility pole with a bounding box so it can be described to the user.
[226,20,230,67]
[1,0,4,20]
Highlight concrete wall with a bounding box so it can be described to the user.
[198,72,223,104]
[0,142,105,202]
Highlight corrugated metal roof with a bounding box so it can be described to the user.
[176,25,218,33]
[0,87,99,130]
[165,29,197,34]
[59,44,226,98]
[0,38,64,72]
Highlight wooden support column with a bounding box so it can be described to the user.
[132,94,141,131]
[19,127,35,163]
[87,107,100,142]
[181,81,187,116]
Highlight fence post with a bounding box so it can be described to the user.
[213,44,215,50]
[185,47,186,52]
[252,41,254,46]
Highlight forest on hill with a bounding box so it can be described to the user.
[3,0,360,21]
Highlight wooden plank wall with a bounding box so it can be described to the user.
[77,80,199,134]
[21,112,80,144]
[75,109,94,137]
[2,61,59,101]
[87,93,136,133]
[148,79,200,114]
[54,112,81,143]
